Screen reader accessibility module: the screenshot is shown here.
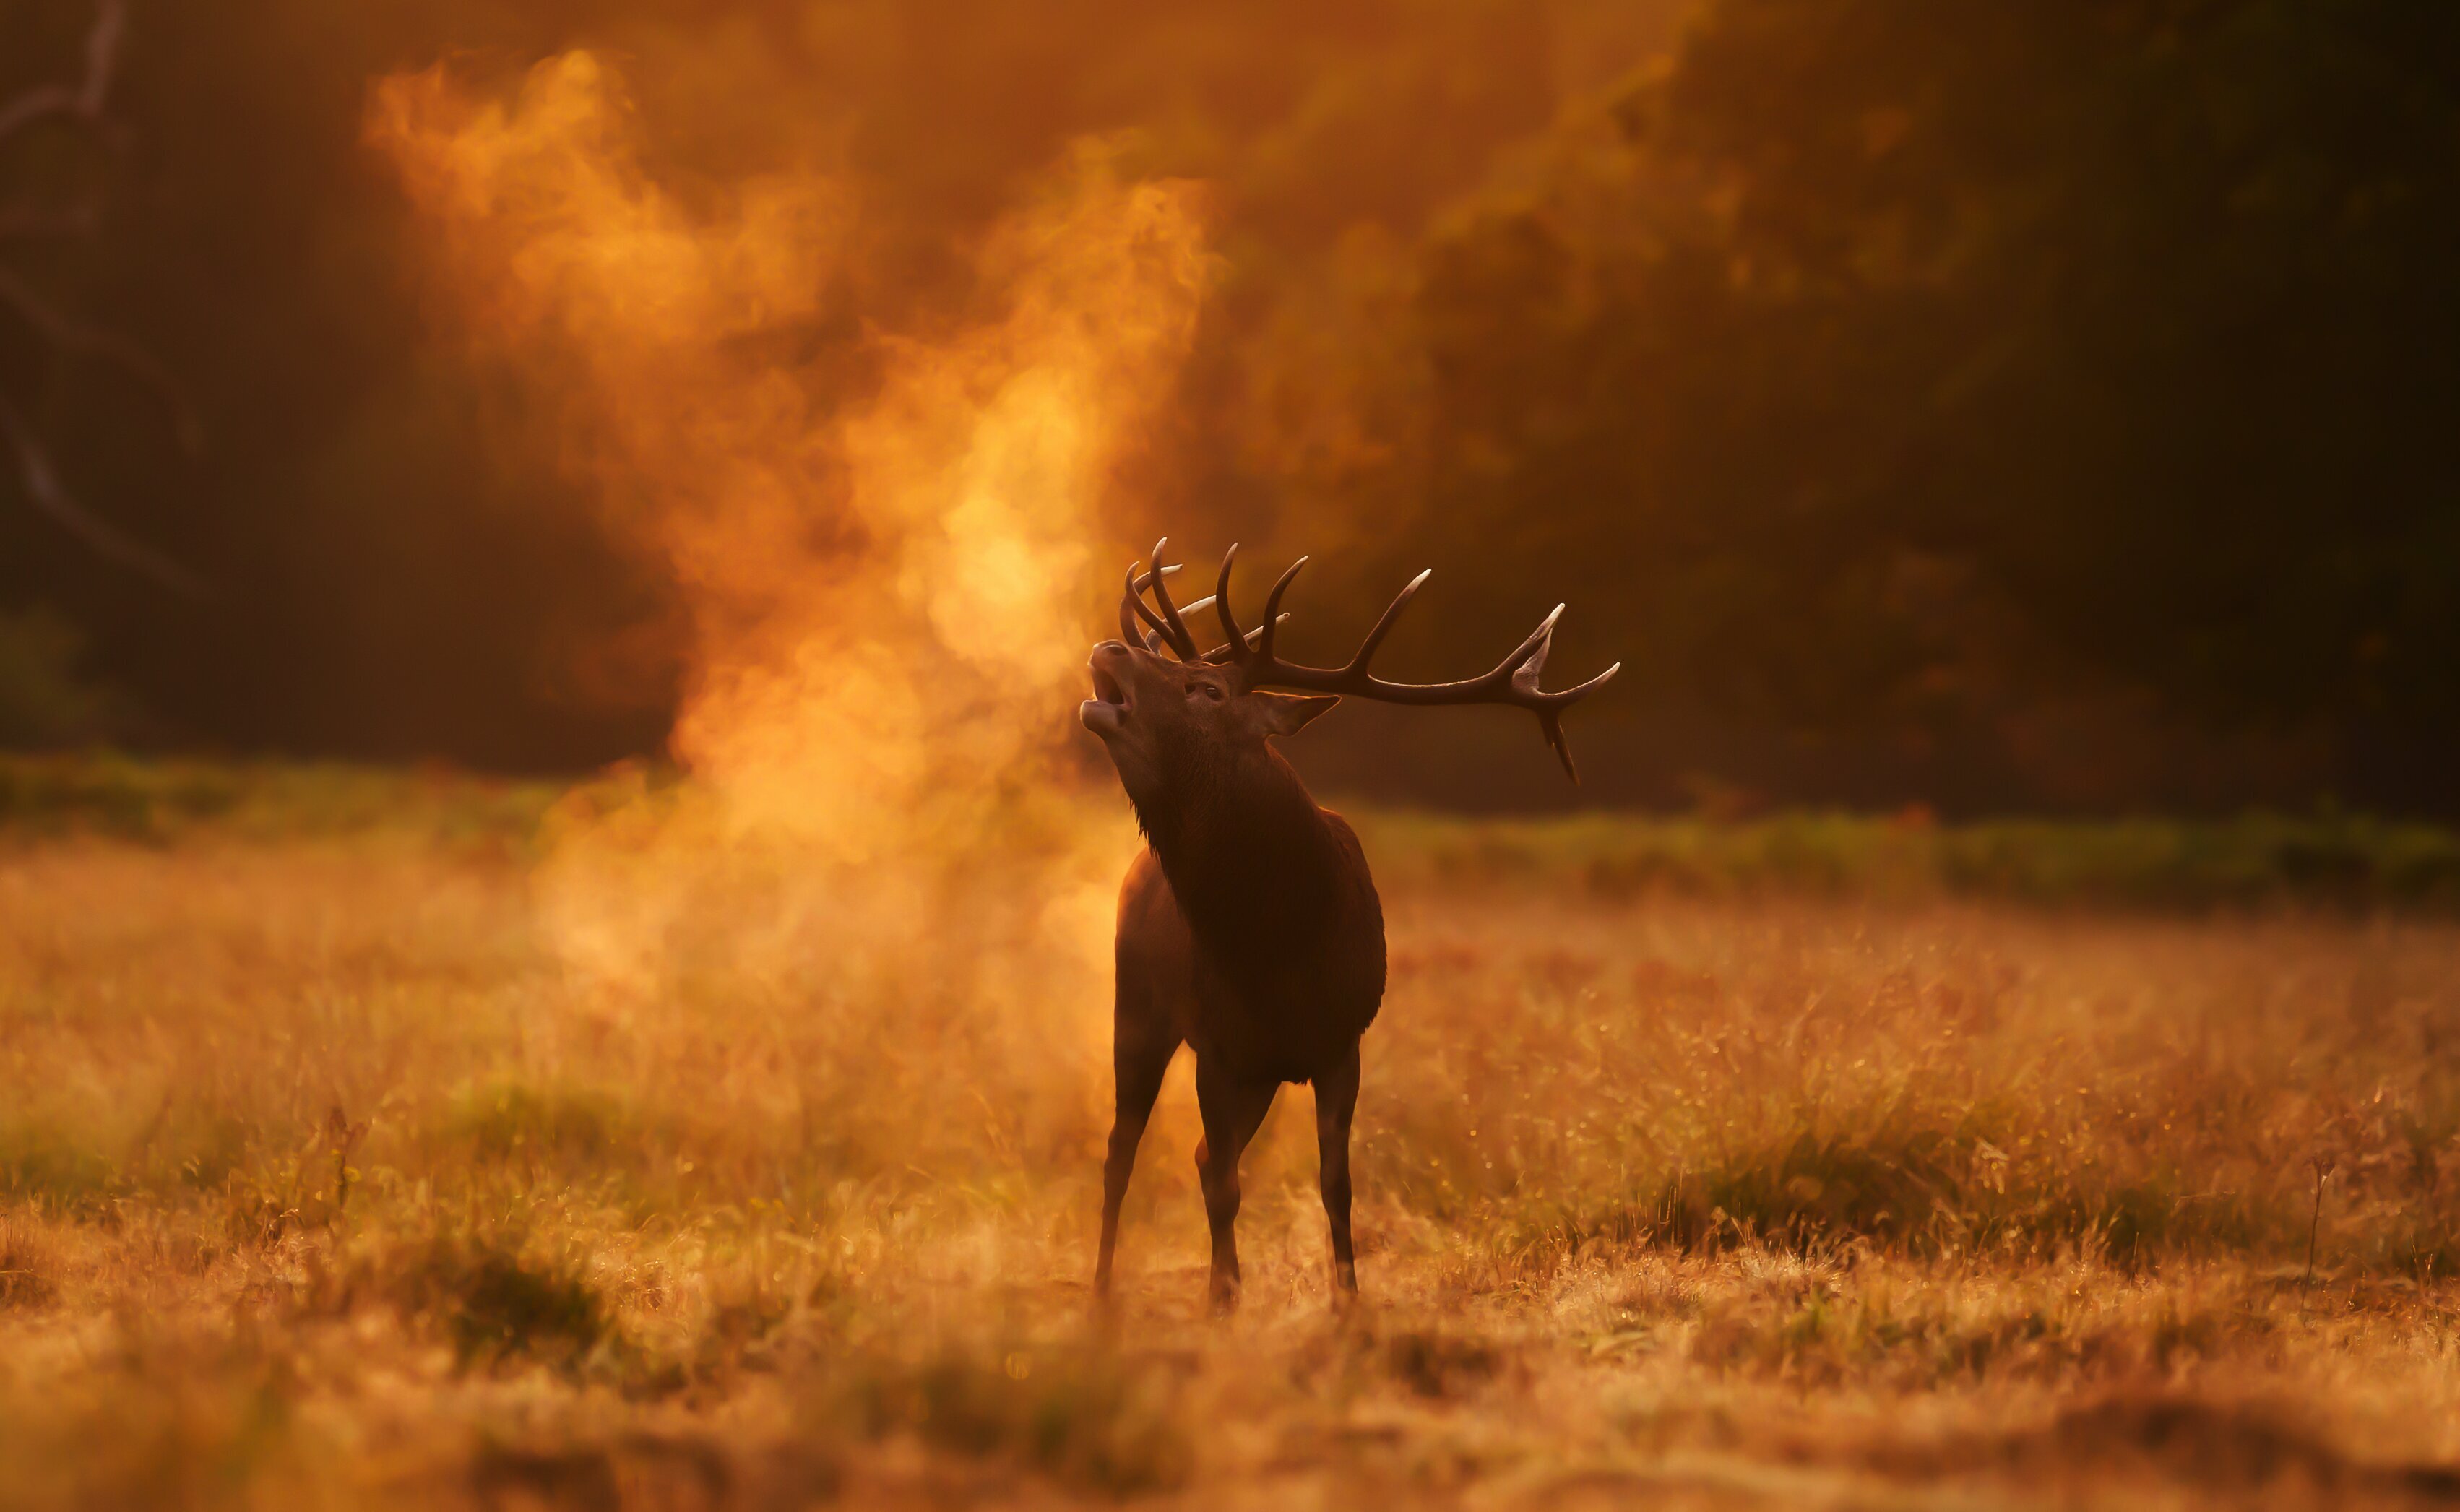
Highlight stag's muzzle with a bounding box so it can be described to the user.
[1080,644,1134,735]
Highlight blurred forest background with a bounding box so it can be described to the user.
[2,0,2456,814]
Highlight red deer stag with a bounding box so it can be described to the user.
[1079,540,1617,1311]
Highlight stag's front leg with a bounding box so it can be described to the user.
[1097,1013,1178,1300]
[1315,1043,1360,1295]
[1192,1056,1276,1316]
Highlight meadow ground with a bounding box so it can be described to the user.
[5,762,2460,1509]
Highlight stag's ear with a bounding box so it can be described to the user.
[1248,691,1340,737]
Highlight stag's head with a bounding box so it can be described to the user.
[1080,635,1337,807]
[1080,540,1619,808]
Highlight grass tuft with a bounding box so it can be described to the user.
[0,1219,59,1307]
[392,1235,615,1368]
[443,1081,634,1166]
[0,1122,118,1207]
[837,1344,1193,1496]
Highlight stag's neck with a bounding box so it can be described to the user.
[1134,753,1347,946]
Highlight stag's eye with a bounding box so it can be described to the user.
[1188,681,1225,703]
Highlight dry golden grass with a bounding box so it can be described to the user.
[6,813,2460,1510]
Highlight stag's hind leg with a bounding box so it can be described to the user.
[1315,1043,1360,1295]
[1192,1056,1277,1316]
[1096,1008,1178,1300]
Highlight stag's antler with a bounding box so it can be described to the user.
[1121,539,1289,662]
[1120,552,1203,658]
[1128,540,1620,782]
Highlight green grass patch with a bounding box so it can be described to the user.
[0,1122,119,1207]
[7,753,2459,910]
[441,1081,639,1167]
[1354,806,2460,911]
[0,751,563,848]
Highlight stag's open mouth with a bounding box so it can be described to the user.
[1081,656,1132,735]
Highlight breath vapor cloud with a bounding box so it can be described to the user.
[371,53,1209,1019]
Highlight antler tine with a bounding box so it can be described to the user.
[1118,565,1145,646]
[1256,555,1307,665]
[1532,655,1622,782]
[1552,660,1623,704]
[1493,608,1622,712]
[1200,613,1290,664]
[1214,543,1246,660]
[1236,573,1618,782]
[1145,539,1200,659]
[1503,604,1566,692]
[1508,630,1621,784]
[1123,561,1173,647]
[1109,537,1614,782]
[1344,569,1433,677]
[1540,710,1579,783]
[1122,560,1198,660]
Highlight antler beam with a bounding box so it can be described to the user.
[1206,543,1619,782]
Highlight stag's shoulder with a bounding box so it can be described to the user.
[1118,844,1176,925]
[1314,806,1368,865]
[1313,805,1387,1015]
[1313,807,1381,907]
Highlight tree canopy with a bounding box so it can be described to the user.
[3,0,2454,809]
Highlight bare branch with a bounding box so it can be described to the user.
[0,1,203,598]
[0,263,203,452]
[0,0,126,145]
[0,394,209,598]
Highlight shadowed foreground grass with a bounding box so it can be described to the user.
[5,768,2460,1507]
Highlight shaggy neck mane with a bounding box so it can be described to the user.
[1132,745,1342,952]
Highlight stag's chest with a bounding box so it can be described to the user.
[1178,894,1385,1084]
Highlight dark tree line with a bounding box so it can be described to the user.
[1,0,2453,810]
[1313,0,2460,805]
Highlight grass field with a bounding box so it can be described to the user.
[6,759,2460,1508]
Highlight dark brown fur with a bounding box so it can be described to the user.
[1081,639,1380,1309]
[1082,540,1613,1309]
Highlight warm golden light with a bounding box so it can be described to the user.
[370,51,1210,1001]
